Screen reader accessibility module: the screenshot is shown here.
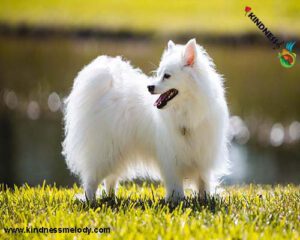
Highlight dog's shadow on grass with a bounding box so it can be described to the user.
[73,193,228,213]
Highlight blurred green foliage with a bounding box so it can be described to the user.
[1,37,300,121]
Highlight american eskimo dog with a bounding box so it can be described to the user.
[63,39,230,202]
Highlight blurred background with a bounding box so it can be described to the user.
[0,0,299,187]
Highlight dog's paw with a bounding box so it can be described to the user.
[165,191,185,204]
[74,188,109,202]
[74,193,87,202]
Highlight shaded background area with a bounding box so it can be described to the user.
[0,0,299,186]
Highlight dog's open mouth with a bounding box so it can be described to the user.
[154,89,179,109]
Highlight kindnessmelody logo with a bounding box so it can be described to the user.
[279,41,297,68]
[244,6,297,68]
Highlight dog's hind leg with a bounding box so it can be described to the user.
[83,167,107,202]
[104,175,118,196]
[83,176,99,202]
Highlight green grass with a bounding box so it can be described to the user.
[0,183,299,239]
[0,0,300,35]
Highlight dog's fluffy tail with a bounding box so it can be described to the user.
[62,56,114,176]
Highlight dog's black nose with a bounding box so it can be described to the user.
[147,85,155,94]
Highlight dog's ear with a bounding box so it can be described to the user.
[183,39,197,67]
[168,40,175,50]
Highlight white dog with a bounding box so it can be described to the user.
[63,39,230,202]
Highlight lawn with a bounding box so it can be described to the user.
[0,183,299,239]
[0,0,300,35]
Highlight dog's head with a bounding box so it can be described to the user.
[148,38,211,109]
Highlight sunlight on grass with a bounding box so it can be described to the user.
[0,183,299,239]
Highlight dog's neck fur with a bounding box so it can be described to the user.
[165,92,209,131]
[176,75,217,127]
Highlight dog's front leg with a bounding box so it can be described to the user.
[159,159,184,202]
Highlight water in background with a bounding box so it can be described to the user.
[0,36,299,186]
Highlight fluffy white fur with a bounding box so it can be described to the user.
[63,39,230,202]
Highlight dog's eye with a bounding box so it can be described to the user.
[163,73,171,79]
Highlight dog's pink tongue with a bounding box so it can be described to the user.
[154,97,161,107]
[154,94,164,107]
